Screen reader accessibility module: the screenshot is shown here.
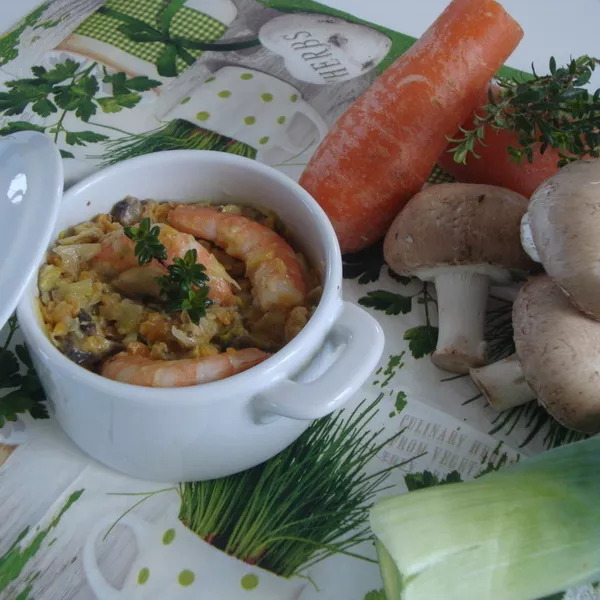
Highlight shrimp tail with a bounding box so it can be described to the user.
[101,348,270,387]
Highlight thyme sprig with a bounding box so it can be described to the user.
[124,218,166,265]
[448,55,600,167]
[124,218,211,324]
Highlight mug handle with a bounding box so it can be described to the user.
[277,102,329,155]
[252,302,384,422]
[82,514,151,600]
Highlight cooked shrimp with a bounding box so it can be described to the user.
[168,206,306,311]
[101,348,269,387]
[92,224,236,305]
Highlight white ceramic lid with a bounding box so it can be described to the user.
[0,131,63,330]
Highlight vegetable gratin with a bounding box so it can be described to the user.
[37,197,321,387]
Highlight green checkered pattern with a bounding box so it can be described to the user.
[75,0,227,74]
[426,163,456,184]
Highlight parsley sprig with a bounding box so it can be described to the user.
[124,218,211,324]
[0,315,48,427]
[156,252,211,324]
[448,55,600,167]
[124,218,167,265]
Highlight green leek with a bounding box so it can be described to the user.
[370,437,600,600]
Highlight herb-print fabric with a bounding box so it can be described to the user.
[0,1,598,599]
[74,0,227,74]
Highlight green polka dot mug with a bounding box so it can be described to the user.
[82,507,306,599]
[165,66,329,161]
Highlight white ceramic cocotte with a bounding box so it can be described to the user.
[15,146,384,482]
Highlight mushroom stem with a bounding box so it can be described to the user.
[431,270,489,374]
[470,353,535,411]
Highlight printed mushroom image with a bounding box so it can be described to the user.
[521,158,600,319]
[470,275,600,434]
[384,183,533,374]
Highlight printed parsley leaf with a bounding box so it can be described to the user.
[14,344,32,369]
[0,78,53,115]
[403,325,439,359]
[358,290,412,315]
[61,75,100,122]
[342,241,385,284]
[53,78,99,121]
[64,130,109,146]
[394,391,407,413]
[74,99,96,121]
[0,391,35,425]
[30,65,46,77]
[38,58,78,83]
[0,60,160,151]
[0,121,46,135]
[405,469,462,491]
[0,93,28,115]
[97,93,141,113]
[97,97,121,113]
[387,269,412,285]
[103,72,128,95]
[102,72,161,95]
[31,97,57,117]
[113,93,140,108]
[0,318,48,427]
[0,349,20,388]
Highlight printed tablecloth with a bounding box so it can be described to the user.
[0,1,598,599]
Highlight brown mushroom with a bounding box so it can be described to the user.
[384,183,532,374]
[522,159,600,319]
[111,196,144,227]
[470,275,600,434]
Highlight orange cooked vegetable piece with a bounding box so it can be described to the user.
[299,0,523,253]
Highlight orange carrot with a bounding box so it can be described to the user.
[437,88,560,197]
[299,0,523,253]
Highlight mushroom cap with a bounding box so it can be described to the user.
[527,158,600,319]
[513,275,600,433]
[384,183,533,280]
